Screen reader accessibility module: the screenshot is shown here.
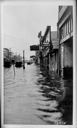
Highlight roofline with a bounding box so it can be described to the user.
[42,26,51,42]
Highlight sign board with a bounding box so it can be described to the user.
[30,45,39,51]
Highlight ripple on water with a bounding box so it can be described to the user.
[4,64,73,125]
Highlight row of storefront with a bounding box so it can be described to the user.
[31,6,73,79]
[37,26,59,75]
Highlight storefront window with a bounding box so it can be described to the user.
[62,27,64,39]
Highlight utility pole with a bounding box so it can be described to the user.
[23,50,25,69]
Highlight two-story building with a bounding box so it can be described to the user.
[57,6,73,79]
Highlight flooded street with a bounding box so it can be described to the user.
[4,63,73,125]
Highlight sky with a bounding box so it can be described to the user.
[2,1,58,59]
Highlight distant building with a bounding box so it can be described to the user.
[57,6,73,78]
[3,48,13,60]
[3,48,13,67]
[30,44,40,64]
[13,54,22,63]
[4,48,10,59]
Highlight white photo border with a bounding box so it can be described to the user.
[1,0,77,128]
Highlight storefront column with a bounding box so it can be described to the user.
[61,44,64,78]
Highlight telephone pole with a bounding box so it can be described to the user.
[23,50,25,69]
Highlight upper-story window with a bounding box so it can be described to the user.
[60,19,71,40]
[65,23,67,36]
[68,19,70,33]
[66,21,69,34]
[60,27,64,39]
[59,14,73,41]
[71,18,73,32]
[63,24,66,37]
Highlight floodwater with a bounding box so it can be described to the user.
[4,63,73,125]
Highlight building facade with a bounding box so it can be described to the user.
[49,31,59,73]
[57,6,73,79]
[39,26,52,70]
[39,26,59,73]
